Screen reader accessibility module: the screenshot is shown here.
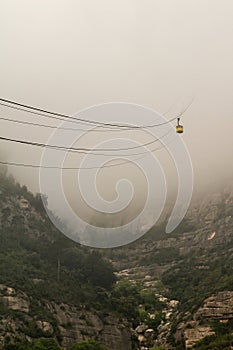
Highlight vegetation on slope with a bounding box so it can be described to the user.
[0,169,166,347]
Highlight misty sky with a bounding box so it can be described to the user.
[0,0,233,211]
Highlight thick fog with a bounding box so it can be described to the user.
[0,0,233,240]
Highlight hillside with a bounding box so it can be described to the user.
[107,185,233,348]
[0,167,233,349]
[0,169,166,349]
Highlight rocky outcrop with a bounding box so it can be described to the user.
[52,303,131,350]
[152,297,179,349]
[195,291,233,321]
[2,295,29,314]
[133,324,155,349]
[0,284,30,313]
[178,291,233,348]
[184,323,215,349]
[1,172,233,349]
[0,284,132,350]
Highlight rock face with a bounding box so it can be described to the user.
[2,295,29,314]
[183,324,215,349]
[0,284,30,313]
[110,188,233,349]
[0,284,132,350]
[195,291,233,321]
[1,173,233,349]
[155,298,179,349]
[179,291,233,348]
[0,282,180,350]
[53,304,131,350]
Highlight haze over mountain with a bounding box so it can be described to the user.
[0,1,233,349]
[1,0,233,198]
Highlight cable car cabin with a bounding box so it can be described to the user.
[176,118,183,133]
[176,125,183,133]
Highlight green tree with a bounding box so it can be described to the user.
[83,251,116,289]
[32,338,62,350]
[71,339,106,350]
[193,333,233,349]
[3,342,33,350]
[111,280,141,319]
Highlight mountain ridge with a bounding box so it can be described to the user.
[0,168,233,349]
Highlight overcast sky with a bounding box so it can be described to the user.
[0,0,233,208]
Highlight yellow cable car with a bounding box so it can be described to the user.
[176,117,183,133]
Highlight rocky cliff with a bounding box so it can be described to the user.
[177,291,233,348]
[0,284,132,350]
[107,186,233,348]
[0,170,233,349]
